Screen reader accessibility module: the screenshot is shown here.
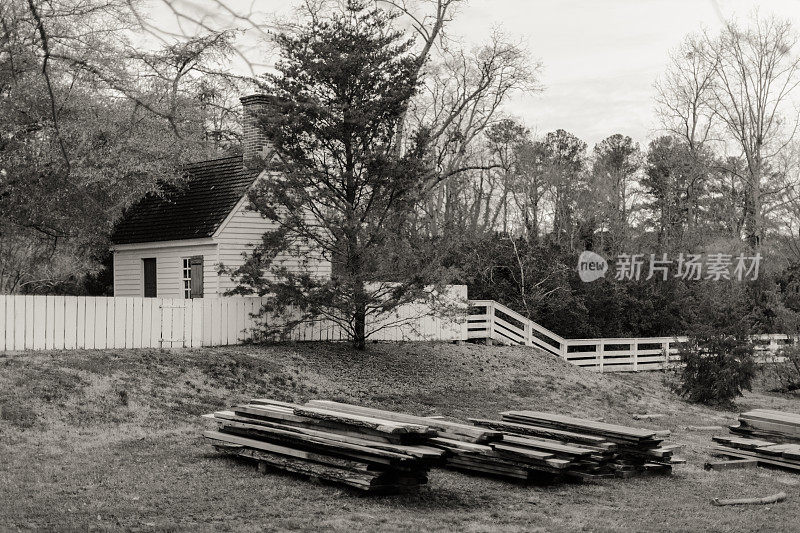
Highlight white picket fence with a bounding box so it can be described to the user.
[468,299,792,372]
[0,291,468,352]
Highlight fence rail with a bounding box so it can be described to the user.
[0,291,468,352]
[468,299,792,372]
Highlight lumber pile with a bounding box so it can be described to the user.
[468,411,679,478]
[712,409,800,472]
[729,409,800,443]
[203,399,444,493]
[305,402,611,482]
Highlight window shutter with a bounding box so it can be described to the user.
[190,256,204,298]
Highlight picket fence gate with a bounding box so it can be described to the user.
[0,292,468,352]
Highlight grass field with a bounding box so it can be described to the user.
[2,341,800,532]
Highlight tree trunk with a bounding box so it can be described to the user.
[353,288,367,350]
[745,161,762,250]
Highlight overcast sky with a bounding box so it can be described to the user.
[151,0,800,148]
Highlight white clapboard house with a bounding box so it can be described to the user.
[111,95,331,298]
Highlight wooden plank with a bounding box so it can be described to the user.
[84,297,96,349]
[22,295,33,349]
[750,408,800,419]
[0,295,6,351]
[32,296,47,350]
[75,296,86,349]
[210,298,223,346]
[500,435,596,457]
[306,400,500,442]
[219,298,229,345]
[10,296,22,351]
[125,297,135,348]
[226,299,239,344]
[64,296,78,349]
[712,436,776,450]
[713,446,800,472]
[183,298,193,348]
[174,299,186,347]
[94,297,107,349]
[2,296,11,351]
[52,295,66,350]
[113,297,126,349]
[491,443,557,462]
[469,419,614,448]
[161,298,173,348]
[234,404,402,444]
[141,298,153,348]
[150,298,162,348]
[293,406,433,436]
[132,298,143,349]
[742,412,800,429]
[106,297,116,349]
[3,295,11,351]
[191,298,203,348]
[201,298,213,347]
[740,418,800,438]
[235,298,247,342]
[501,411,657,440]
[44,295,56,349]
[429,438,495,455]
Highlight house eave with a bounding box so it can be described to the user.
[110,237,216,252]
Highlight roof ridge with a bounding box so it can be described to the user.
[183,154,242,170]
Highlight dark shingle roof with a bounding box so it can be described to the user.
[111,156,260,245]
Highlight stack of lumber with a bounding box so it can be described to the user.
[713,409,800,472]
[304,400,502,443]
[729,409,800,443]
[203,399,445,493]
[480,411,678,478]
[305,401,603,482]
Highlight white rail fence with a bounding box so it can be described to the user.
[0,289,468,352]
[468,299,792,372]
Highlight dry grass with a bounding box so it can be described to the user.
[1,342,800,532]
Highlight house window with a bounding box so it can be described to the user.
[143,258,157,298]
[182,256,204,299]
[182,259,192,298]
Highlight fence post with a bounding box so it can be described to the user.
[524,321,532,347]
[598,340,604,373]
[560,340,568,360]
[486,302,495,346]
[632,339,638,372]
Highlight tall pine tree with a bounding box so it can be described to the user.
[229,1,454,349]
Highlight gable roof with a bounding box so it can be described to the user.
[111,156,261,245]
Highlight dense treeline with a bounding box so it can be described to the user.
[4,1,800,346]
[437,17,800,339]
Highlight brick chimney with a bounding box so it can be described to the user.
[240,94,272,169]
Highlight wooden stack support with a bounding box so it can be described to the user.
[484,411,678,478]
[713,409,800,472]
[203,399,444,493]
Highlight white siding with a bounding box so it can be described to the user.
[113,242,219,298]
[215,199,332,294]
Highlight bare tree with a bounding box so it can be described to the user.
[700,16,800,249]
